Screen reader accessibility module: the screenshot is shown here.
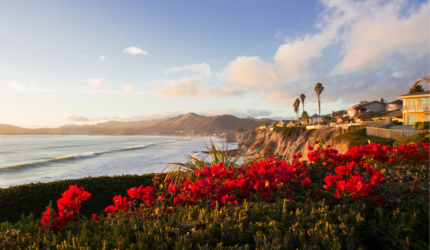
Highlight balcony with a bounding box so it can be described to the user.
[403,105,430,112]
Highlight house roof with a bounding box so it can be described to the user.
[310,114,319,118]
[352,111,379,119]
[348,100,385,110]
[387,100,402,105]
[396,91,430,99]
[374,109,402,118]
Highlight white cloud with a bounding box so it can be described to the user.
[123,47,148,55]
[99,55,106,61]
[63,115,91,123]
[121,85,137,95]
[393,71,403,78]
[6,80,25,91]
[150,78,206,98]
[87,78,106,86]
[166,63,212,77]
[119,111,181,122]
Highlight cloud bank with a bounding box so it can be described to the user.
[123,47,148,55]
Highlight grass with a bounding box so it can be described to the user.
[334,128,393,147]
[394,134,429,147]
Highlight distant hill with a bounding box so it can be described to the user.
[0,114,273,135]
[143,113,273,133]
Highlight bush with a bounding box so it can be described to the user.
[335,128,393,147]
[0,174,157,224]
[394,134,429,147]
[413,121,430,130]
[273,126,305,138]
[1,143,428,249]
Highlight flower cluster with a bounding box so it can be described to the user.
[40,141,429,233]
[41,184,91,232]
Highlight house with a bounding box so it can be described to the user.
[385,100,402,111]
[276,120,288,127]
[347,99,386,118]
[310,114,320,124]
[371,109,403,122]
[351,111,379,122]
[396,91,430,125]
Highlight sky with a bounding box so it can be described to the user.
[0,0,429,128]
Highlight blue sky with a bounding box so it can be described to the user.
[0,0,428,127]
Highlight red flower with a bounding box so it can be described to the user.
[195,169,202,177]
[92,214,101,221]
[302,178,311,189]
[105,206,115,215]
[373,196,385,204]
[335,165,350,176]
[173,196,183,205]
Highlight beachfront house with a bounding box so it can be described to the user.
[310,114,320,124]
[396,91,430,125]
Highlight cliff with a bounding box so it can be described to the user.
[236,127,358,162]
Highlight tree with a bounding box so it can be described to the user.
[413,75,430,86]
[237,128,244,132]
[359,100,369,104]
[409,84,425,94]
[264,122,268,127]
[301,111,309,125]
[300,94,306,114]
[293,99,300,121]
[314,82,325,120]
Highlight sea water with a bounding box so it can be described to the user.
[0,135,237,188]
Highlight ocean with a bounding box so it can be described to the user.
[0,135,237,188]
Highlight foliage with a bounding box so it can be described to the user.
[394,134,429,147]
[335,128,393,147]
[164,141,264,185]
[273,126,305,138]
[359,100,369,103]
[237,127,245,132]
[0,174,157,224]
[413,121,429,130]
[1,142,428,249]
[393,120,403,125]
[331,117,337,123]
[409,84,425,94]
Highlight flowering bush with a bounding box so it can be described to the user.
[40,184,91,232]
[1,141,428,249]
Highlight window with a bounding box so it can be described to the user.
[425,114,430,122]
[419,98,430,106]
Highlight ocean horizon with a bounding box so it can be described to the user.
[0,135,237,188]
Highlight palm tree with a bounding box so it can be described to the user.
[293,101,298,120]
[295,98,301,118]
[413,75,430,86]
[300,94,306,113]
[314,82,324,122]
[409,75,429,94]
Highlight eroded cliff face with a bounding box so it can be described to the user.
[236,127,354,162]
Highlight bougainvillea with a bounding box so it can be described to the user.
[41,141,429,233]
[41,184,91,232]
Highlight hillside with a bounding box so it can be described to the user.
[0,114,273,135]
[144,113,273,134]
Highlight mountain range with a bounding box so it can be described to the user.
[0,113,276,135]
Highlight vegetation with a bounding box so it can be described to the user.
[299,93,306,114]
[359,100,369,103]
[273,126,305,138]
[293,98,300,121]
[237,127,245,132]
[314,82,324,119]
[0,142,428,249]
[409,84,425,94]
[301,111,309,125]
[394,134,429,147]
[0,174,157,224]
[164,141,264,185]
[334,128,393,147]
[413,121,429,130]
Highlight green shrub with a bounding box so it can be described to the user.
[413,121,430,130]
[394,135,429,147]
[273,126,305,138]
[1,198,428,249]
[0,174,158,224]
[335,128,393,147]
